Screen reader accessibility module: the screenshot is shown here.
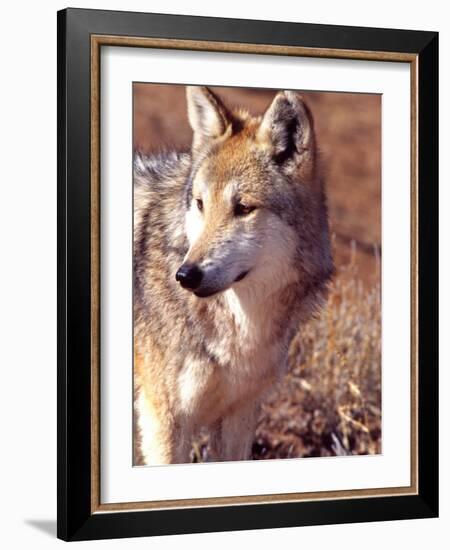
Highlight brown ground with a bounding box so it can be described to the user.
[133,84,381,463]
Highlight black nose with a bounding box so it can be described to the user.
[175,264,203,290]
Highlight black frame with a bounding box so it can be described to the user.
[57,8,438,541]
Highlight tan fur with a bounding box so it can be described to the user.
[134,86,333,464]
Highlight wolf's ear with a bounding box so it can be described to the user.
[258,91,315,177]
[186,86,232,150]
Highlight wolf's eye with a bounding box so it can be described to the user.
[234,203,256,216]
[196,199,204,212]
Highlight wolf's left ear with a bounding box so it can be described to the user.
[258,91,315,177]
[186,86,232,151]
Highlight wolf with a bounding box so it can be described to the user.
[134,86,333,465]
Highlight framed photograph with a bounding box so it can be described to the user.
[57,8,438,541]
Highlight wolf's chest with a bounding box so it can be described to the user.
[177,341,284,425]
[177,298,288,423]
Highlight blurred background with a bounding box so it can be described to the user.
[134,84,382,462]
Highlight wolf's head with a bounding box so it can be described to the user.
[176,86,333,299]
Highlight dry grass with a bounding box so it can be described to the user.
[252,242,382,460]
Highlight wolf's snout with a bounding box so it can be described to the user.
[175,263,203,290]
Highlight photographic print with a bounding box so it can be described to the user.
[58,9,438,540]
[133,83,381,466]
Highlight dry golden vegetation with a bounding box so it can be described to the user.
[253,242,382,460]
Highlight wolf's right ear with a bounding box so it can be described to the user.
[186,86,232,151]
[257,91,316,179]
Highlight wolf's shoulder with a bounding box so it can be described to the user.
[133,150,191,260]
[134,150,191,190]
[134,150,191,236]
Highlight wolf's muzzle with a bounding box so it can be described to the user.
[175,263,203,290]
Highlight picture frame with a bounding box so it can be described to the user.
[57,7,438,541]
